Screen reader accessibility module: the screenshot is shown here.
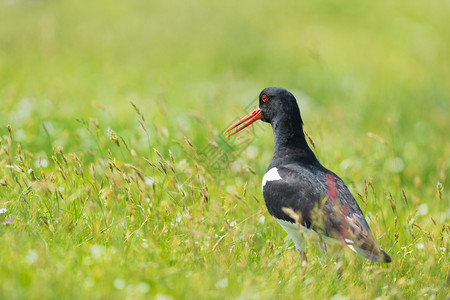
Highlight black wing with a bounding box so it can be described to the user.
[262,164,391,262]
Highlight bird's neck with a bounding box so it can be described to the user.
[271,116,318,165]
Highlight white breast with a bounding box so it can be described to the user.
[276,218,308,252]
[276,218,341,253]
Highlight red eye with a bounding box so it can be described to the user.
[262,94,269,102]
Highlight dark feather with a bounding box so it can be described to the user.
[263,163,391,262]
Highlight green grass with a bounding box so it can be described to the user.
[0,0,449,299]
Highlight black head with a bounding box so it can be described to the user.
[258,87,303,125]
[224,87,303,137]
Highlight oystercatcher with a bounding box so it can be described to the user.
[224,87,391,263]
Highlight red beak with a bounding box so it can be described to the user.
[224,107,263,138]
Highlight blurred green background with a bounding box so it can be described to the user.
[1,0,449,191]
[0,0,449,299]
[2,0,449,117]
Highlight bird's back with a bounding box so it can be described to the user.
[262,161,391,263]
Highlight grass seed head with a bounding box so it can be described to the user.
[7,125,12,139]
[107,128,120,147]
[436,182,443,201]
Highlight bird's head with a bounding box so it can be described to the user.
[224,87,303,137]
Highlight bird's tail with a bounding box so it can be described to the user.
[339,214,392,263]
[351,244,392,263]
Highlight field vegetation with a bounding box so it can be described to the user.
[0,0,448,299]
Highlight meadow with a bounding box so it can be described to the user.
[0,0,448,299]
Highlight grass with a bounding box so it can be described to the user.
[0,0,449,299]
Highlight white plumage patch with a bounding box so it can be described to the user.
[344,238,357,253]
[347,244,357,253]
[345,238,354,244]
[262,167,282,188]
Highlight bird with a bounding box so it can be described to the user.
[224,87,391,263]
